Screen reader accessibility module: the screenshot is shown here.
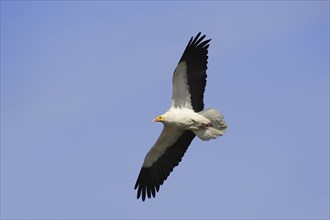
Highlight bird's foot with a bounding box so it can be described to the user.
[202,123,212,128]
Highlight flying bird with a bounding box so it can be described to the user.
[134,32,227,201]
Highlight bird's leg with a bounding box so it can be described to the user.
[202,123,212,128]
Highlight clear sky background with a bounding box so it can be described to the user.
[1,1,329,219]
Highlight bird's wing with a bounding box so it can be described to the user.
[134,127,195,201]
[170,32,211,112]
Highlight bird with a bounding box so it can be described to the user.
[134,32,227,201]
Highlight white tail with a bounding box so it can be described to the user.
[193,108,227,141]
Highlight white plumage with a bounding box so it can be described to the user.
[135,32,227,201]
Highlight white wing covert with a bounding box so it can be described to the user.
[134,129,195,201]
[171,32,211,112]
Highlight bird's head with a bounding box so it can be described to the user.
[153,115,165,123]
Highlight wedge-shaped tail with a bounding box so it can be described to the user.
[194,108,227,141]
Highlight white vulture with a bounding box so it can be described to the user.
[134,32,227,201]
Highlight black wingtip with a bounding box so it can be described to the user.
[195,32,202,39]
[188,32,211,48]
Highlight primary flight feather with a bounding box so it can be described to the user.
[134,32,227,201]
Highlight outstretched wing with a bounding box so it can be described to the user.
[134,127,195,201]
[171,32,211,112]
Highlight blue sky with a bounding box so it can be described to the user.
[1,1,329,219]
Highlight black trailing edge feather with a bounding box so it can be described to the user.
[134,131,195,201]
[179,32,211,112]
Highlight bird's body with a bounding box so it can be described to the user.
[135,32,227,201]
[162,108,208,129]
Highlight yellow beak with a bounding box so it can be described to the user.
[153,118,160,122]
[153,116,164,122]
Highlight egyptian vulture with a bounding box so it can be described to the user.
[134,32,227,201]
